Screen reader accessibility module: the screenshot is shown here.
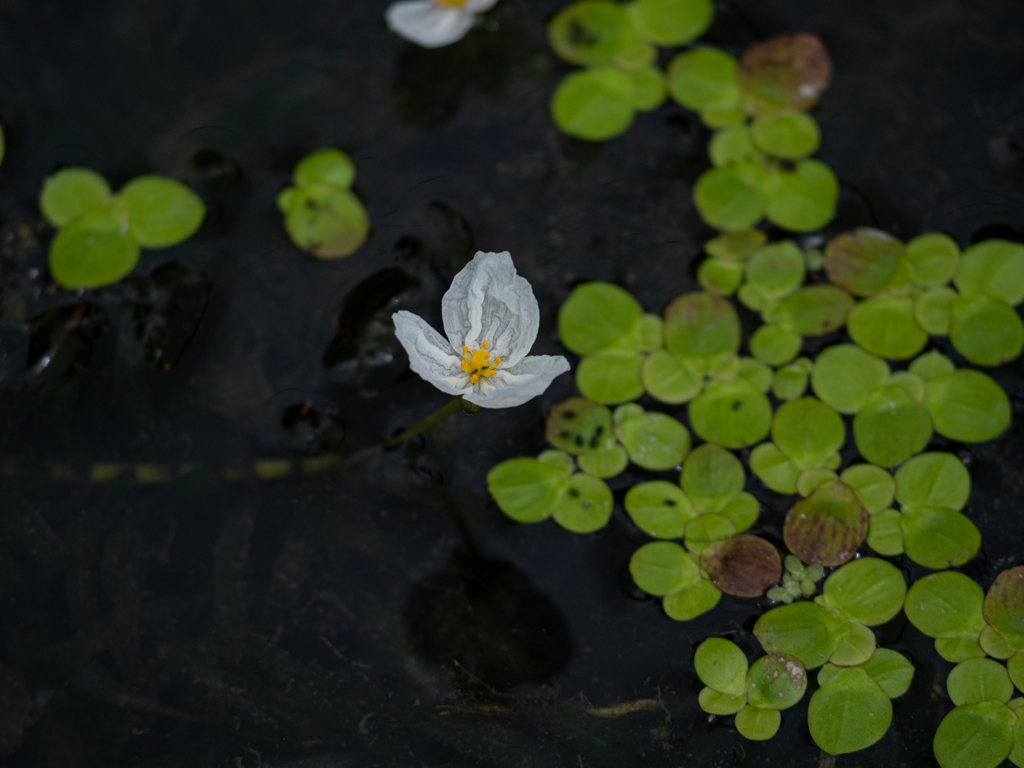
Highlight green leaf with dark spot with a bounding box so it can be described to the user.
[552,473,614,533]
[624,481,696,539]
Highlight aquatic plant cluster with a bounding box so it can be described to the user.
[481,3,1024,763]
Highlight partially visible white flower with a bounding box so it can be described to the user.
[393,251,570,408]
[386,0,498,49]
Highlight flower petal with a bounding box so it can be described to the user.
[464,354,570,409]
[385,1,474,49]
[442,251,540,367]
[465,0,499,12]
[393,310,468,396]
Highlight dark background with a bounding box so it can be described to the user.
[0,0,1023,765]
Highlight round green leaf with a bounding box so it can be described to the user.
[551,68,636,141]
[576,351,645,404]
[663,292,741,362]
[746,240,806,300]
[629,67,667,111]
[735,705,781,740]
[895,452,970,511]
[547,0,645,67]
[618,411,691,470]
[625,0,713,46]
[808,667,892,755]
[906,232,959,288]
[642,350,704,404]
[576,443,629,478]
[980,625,1016,661]
[858,648,915,698]
[754,601,846,669]
[824,228,907,297]
[840,464,895,514]
[688,378,771,449]
[559,282,643,355]
[828,620,877,666]
[888,371,926,403]
[1008,652,1024,693]
[666,47,741,112]
[294,148,356,189]
[925,369,1011,443]
[39,167,112,228]
[771,397,845,470]
[486,457,570,523]
[719,491,760,532]
[693,163,767,232]
[698,687,746,715]
[763,159,838,233]
[784,479,867,566]
[49,206,141,289]
[797,468,837,497]
[738,357,773,393]
[280,184,369,258]
[947,658,1013,706]
[684,514,736,553]
[984,566,1024,645]
[764,285,854,336]
[771,362,808,401]
[954,239,1024,307]
[810,343,890,414]
[746,653,807,709]
[537,449,575,474]
[708,125,762,167]
[933,702,1015,768]
[853,384,933,467]
[750,442,801,495]
[706,229,767,260]
[949,293,1024,366]
[751,113,821,160]
[701,534,782,598]
[663,578,721,620]
[119,176,205,249]
[904,571,985,639]
[866,509,904,556]
[697,257,744,295]
[694,637,748,695]
[546,398,614,455]
[848,295,929,360]
[738,33,832,117]
[915,286,957,336]
[820,557,906,627]
[625,481,696,539]
[750,324,802,367]
[640,313,663,351]
[936,636,986,664]
[552,473,614,533]
[910,350,955,382]
[630,541,700,596]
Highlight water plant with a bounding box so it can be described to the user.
[40,167,206,289]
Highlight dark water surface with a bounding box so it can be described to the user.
[1,0,1024,765]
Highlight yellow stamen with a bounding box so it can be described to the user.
[461,340,501,384]
[431,0,467,6]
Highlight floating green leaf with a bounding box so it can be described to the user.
[693,163,767,231]
[947,658,1013,706]
[906,232,959,288]
[754,601,845,668]
[904,571,985,639]
[735,705,781,740]
[698,687,746,715]
[551,68,637,141]
[680,443,744,512]
[764,285,854,336]
[701,534,782,598]
[840,464,895,514]
[294,148,356,189]
[980,625,1016,661]
[784,480,867,566]
[859,648,914,698]
[772,360,809,401]
[689,378,772,448]
[888,370,926,402]
[915,286,957,336]
[666,47,741,114]
[933,701,1015,768]
[763,159,839,232]
[548,0,647,68]
[719,492,760,532]
[819,557,906,627]
[695,637,748,696]
[848,294,929,360]
[546,398,614,454]
[808,667,892,755]
[576,350,646,404]
[639,313,663,351]
[738,33,832,117]
[576,442,629,478]
[936,637,986,664]
[746,240,806,300]
[663,292,741,362]
[924,369,1011,443]
[625,0,713,46]
[39,167,112,227]
[684,513,736,553]
[697,257,744,295]
[746,653,807,709]
[642,351,704,403]
[552,473,614,533]
[866,509,904,556]
[625,481,695,538]
[895,452,970,510]
[278,183,369,259]
[738,357,773,393]
[853,384,933,467]
[954,239,1024,307]
[487,457,570,523]
[828,620,876,666]
[708,125,763,167]
[771,397,845,470]
[750,442,801,495]
[984,566,1024,646]
[629,68,667,111]
[664,578,722,620]
[750,324,802,367]
[49,206,140,289]
[751,113,821,160]
[616,407,691,470]
[824,228,907,297]
[706,229,767,260]
[119,176,205,249]
[810,343,890,414]
[630,541,700,596]
[558,282,643,355]
[949,292,1024,366]
[910,350,955,382]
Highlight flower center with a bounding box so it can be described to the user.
[461,340,501,384]
[430,0,467,6]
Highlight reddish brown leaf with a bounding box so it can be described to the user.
[784,480,867,566]
[701,534,783,598]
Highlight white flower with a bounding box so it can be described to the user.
[393,251,570,408]
[385,0,498,49]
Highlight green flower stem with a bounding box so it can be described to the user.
[384,396,463,449]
